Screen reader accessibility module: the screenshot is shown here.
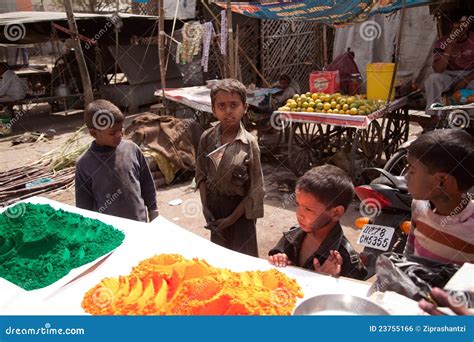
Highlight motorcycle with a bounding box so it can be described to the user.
[383,102,474,177]
[354,168,412,279]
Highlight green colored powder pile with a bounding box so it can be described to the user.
[0,203,125,291]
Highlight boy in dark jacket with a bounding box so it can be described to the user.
[268,165,366,280]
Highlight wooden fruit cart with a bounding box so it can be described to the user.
[268,93,414,183]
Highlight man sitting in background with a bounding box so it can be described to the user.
[0,62,25,104]
[272,74,301,110]
[424,12,474,126]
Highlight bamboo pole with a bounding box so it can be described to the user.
[63,0,93,105]
[386,0,407,104]
[235,25,240,81]
[378,0,406,164]
[114,0,119,83]
[158,0,167,100]
[226,0,235,78]
[165,0,180,72]
[322,24,328,66]
[239,47,270,87]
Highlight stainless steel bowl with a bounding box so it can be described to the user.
[293,294,389,315]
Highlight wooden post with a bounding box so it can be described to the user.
[114,0,119,83]
[226,0,235,78]
[158,0,166,99]
[322,24,328,66]
[235,25,241,81]
[387,0,407,104]
[63,0,93,105]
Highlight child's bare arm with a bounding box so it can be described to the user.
[199,181,215,224]
[268,253,292,267]
[268,234,292,267]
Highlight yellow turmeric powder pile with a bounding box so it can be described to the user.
[82,254,303,315]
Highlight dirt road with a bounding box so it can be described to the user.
[0,109,421,260]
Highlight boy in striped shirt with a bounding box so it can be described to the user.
[405,129,474,265]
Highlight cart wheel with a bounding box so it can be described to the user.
[359,120,384,160]
[258,126,289,154]
[383,108,409,160]
[349,121,383,184]
[288,122,325,176]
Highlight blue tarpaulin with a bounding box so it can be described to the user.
[129,0,433,24]
[213,0,433,24]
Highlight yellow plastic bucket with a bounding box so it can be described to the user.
[366,63,395,101]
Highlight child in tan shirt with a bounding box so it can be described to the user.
[195,79,264,257]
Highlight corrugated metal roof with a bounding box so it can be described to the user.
[0,11,158,25]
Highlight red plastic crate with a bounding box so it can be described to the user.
[309,71,340,94]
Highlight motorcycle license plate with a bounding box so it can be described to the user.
[357,224,395,251]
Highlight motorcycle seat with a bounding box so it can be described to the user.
[371,174,408,193]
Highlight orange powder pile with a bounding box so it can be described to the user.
[82,254,303,315]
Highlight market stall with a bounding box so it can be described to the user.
[0,11,182,122]
[274,91,417,182]
[214,1,473,183]
[0,197,421,315]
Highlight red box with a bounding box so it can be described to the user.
[309,71,340,94]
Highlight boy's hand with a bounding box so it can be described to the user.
[148,209,159,222]
[313,250,342,277]
[202,206,215,225]
[419,287,472,316]
[208,216,234,231]
[268,253,292,267]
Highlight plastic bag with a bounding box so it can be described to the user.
[369,253,461,303]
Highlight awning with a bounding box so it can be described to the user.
[213,0,433,24]
[0,11,158,25]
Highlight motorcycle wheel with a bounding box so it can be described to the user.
[383,149,408,176]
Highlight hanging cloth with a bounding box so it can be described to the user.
[220,10,227,55]
[201,22,214,73]
[180,22,203,64]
